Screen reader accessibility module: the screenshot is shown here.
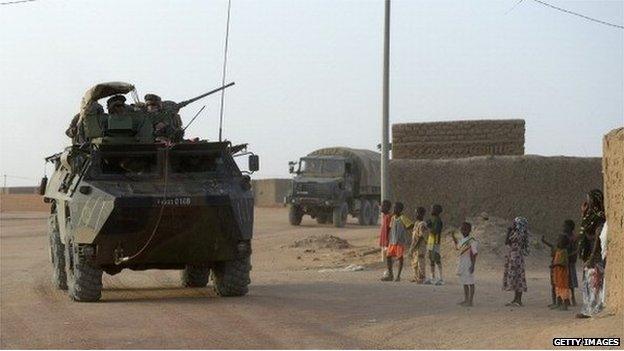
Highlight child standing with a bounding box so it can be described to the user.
[541,234,558,308]
[378,200,393,280]
[542,220,576,307]
[551,235,572,310]
[407,207,429,283]
[425,204,444,285]
[453,222,478,307]
[563,220,578,306]
[382,202,413,282]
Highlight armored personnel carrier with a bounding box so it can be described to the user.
[285,147,381,227]
[41,82,258,302]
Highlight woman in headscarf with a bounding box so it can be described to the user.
[576,189,607,318]
[502,217,530,306]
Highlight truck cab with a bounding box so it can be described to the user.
[285,147,381,227]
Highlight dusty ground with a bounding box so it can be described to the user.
[1,195,622,349]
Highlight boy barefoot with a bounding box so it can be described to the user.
[382,202,413,282]
[453,222,478,307]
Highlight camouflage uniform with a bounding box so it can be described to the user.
[144,94,184,142]
[67,103,104,143]
[106,95,127,115]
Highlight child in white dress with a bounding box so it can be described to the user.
[453,222,478,307]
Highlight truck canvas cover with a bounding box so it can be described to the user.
[308,147,381,195]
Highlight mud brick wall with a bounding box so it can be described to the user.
[603,128,623,314]
[389,155,602,238]
[252,178,290,207]
[392,119,525,159]
[0,186,38,195]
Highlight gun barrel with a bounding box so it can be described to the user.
[177,82,235,109]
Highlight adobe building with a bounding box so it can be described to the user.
[389,119,603,238]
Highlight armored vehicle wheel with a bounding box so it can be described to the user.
[370,200,380,225]
[316,213,329,224]
[48,214,67,290]
[333,202,348,228]
[358,200,372,226]
[289,205,303,226]
[182,265,210,287]
[65,241,103,302]
[211,257,251,297]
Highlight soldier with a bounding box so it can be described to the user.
[144,93,184,142]
[66,103,104,143]
[144,93,163,113]
[65,114,81,139]
[106,95,127,115]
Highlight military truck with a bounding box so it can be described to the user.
[285,147,381,227]
[41,82,259,302]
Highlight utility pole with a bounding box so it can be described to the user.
[381,0,391,202]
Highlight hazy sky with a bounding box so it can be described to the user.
[1,0,622,186]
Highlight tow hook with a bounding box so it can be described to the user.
[113,244,126,265]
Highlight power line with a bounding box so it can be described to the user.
[0,0,37,5]
[530,0,624,29]
[505,0,524,15]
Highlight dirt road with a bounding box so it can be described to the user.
[1,204,622,349]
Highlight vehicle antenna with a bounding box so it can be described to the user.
[218,0,232,142]
[183,105,207,132]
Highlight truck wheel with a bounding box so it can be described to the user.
[288,205,303,226]
[181,265,210,287]
[48,214,67,290]
[358,200,372,226]
[333,203,348,228]
[370,201,380,225]
[211,257,251,297]
[65,241,103,302]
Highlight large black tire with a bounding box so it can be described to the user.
[288,205,303,226]
[65,241,103,302]
[211,257,251,297]
[358,200,372,226]
[370,200,380,225]
[333,202,348,228]
[48,214,67,290]
[181,265,210,287]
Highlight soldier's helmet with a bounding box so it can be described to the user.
[106,95,126,110]
[144,93,161,103]
[144,94,162,112]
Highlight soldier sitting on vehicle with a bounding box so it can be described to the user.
[143,93,185,143]
[144,93,163,113]
[106,95,128,115]
[66,103,104,143]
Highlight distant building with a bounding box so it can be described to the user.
[392,119,525,159]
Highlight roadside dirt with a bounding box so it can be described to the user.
[1,196,622,349]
